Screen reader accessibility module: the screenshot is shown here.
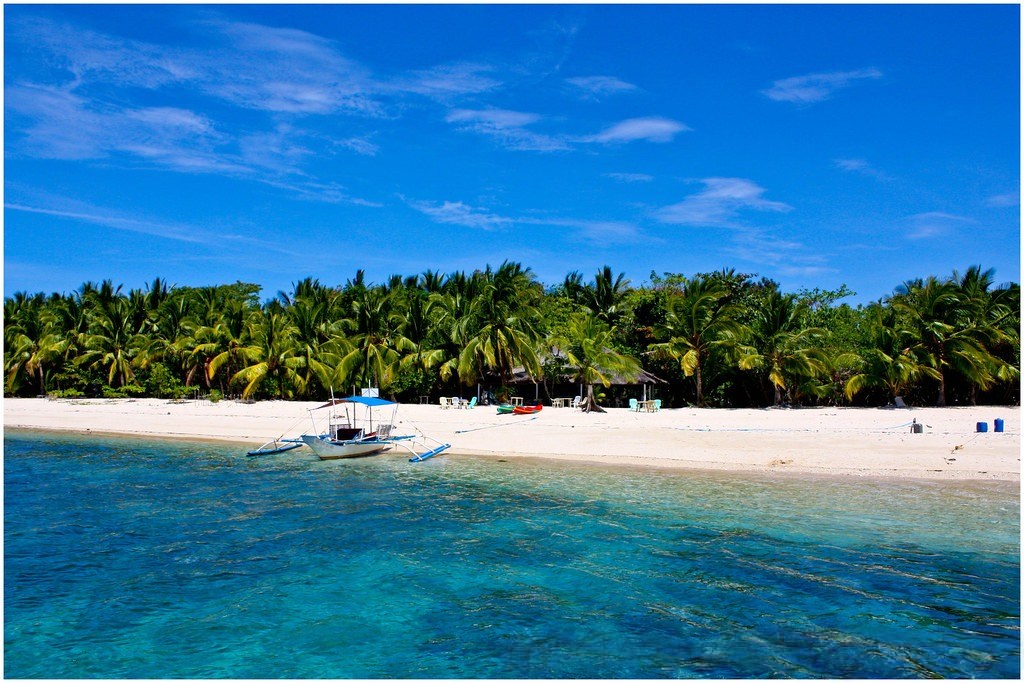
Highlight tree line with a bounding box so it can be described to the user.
[4,262,1019,408]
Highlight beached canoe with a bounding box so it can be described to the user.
[513,405,543,415]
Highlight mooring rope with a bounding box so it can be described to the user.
[454,416,539,434]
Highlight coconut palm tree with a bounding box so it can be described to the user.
[196,299,259,393]
[550,312,641,412]
[431,270,483,386]
[893,275,1004,406]
[738,289,829,405]
[648,274,746,407]
[562,266,631,324]
[952,266,1021,403]
[221,311,304,399]
[333,284,412,393]
[78,297,139,387]
[288,296,348,398]
[842,304,940,403]
[457,261,544,386]
[4,293,66,395]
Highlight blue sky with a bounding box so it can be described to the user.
[4,4,1020,304]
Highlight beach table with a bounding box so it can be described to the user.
[510,397,524,407]
[551,398,569,408]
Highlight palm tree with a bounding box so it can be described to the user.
[952,266,1021,403]
[842,304,940,403]
[394,283,445,387]
[134,290,196,386]
[550,312,641,412]
[196,299,259,393]
[431,271,483,386]
[893,275,1003,406]
[4,293,66,395]
[334,284,412,393]
[288,296,348,398]
[648,274,746,407]
[224,311,305,399]
[78,297,139,387]
[457,262,544,386]
[738,289,829,405]
[563,266,631,324]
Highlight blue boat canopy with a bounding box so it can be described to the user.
[342,395,394,407]
[315,395,395,409]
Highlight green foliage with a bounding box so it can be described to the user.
[48,388,84,399]
[3,264,1019,407]
[101,384,145,398]
[140,363,194,399]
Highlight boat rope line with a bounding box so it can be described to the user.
[877,420,919,430]
[270,415,308,442]
[454,416,539,434]
[669,421,929,434]
[950,433,982,454]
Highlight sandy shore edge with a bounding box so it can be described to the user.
[4,398,1020,483]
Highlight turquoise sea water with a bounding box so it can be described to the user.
[4,430,1020,679]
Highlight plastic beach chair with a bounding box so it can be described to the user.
[629,398,639,412]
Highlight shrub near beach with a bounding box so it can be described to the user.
[3,265,1019,408]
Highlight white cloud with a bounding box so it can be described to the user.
[604,172,654,183]
[445,108,570,151]
[834,157,890,180]
[393,63,501,99]
[565,75,638,99]
[521,217,641,242]
[656,178,791,227]
[5,202,208,244]
[5,200,306,259]
[405,197,642,243]
[11,14,383,117]
[405,198,516,230]
[585,116,689,144]
[985,192,1020,207]
[335,137,379,156]
[7,84,381,207]
[446,108,541,129]
[906,211,972,240]
[6,84,243,171]
[763,68,882,104]
[198,19,381,115]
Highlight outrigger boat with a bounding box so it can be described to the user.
[301,394,451,462]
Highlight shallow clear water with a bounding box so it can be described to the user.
[4,430,1019,678]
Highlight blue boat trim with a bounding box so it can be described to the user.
[246,441,304,456]
[409,443,451,462]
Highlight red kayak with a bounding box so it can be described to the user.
[512,404,543,415]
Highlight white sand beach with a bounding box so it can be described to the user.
[4,397,1019,482]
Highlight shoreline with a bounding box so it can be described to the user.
[4,398,1020,483]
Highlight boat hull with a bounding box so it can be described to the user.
[513,405,542,415]
[301,435,391,460]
